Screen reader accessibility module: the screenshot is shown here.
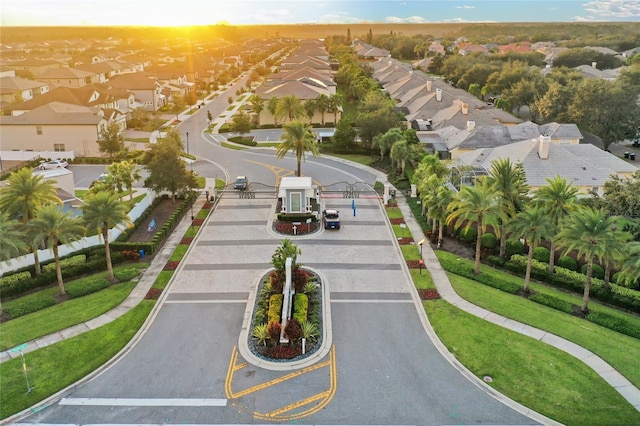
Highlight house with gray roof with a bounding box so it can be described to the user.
[455,135,635,195]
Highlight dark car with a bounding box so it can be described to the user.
[322,209,340,229]
[234,176,249,190]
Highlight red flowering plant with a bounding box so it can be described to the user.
[163,261,180,271]
[418,289,441,300]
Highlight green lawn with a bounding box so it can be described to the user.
[385,206,404,219]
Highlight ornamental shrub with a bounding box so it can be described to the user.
[486,255,505,267]
[4,293,56,319]
[293,268,308,292]
[504,239,525,259]
[557,256,578,271]
[587,311,640,339]
[0,271,31,290]
[480,233,498,249]
[268,294,284,324]
[293,293,309,324]
[581,263,605,280]
[459,227,477,243]
[267,321,281,344]
[114,267,141,282]
[42,254,86,273]
[527,292,573,314]
[284,318,303,341]
[66,278,111,298]
[532,247,550,263]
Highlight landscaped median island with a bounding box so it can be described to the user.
[384,204,640,425]
[249,240,322,361]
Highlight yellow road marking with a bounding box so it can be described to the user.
[256,391,329,419]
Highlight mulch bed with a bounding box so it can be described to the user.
[180,237,194,245]
[418,289,441,300]
[397,237,414,245]
[144,288,163,300]
[128,198,177,243]
[406,260,423,269]
[192,218,205,226]
[203,202,213,209]
[389,218,405,225]
[163,261,180,271]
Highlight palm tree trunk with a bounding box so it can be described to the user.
[32,245,41,276]
[53,244,65,295]
[499,224,506,258]
[438,221,444,247]
[128,185,134,208]
[524,244,533,293]
[548,240,556,273]
[582,262,593,313]
[604,262,611,290]
[104,225,115,282]
[474,221,482,275]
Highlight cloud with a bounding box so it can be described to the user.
[581,0,640,18]
[455,5,475,9]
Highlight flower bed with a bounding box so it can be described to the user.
[397,237,414,245]
[273,221,318,235]
[390,218,405,225]
[406,260,423,269]
[163,261,180,271]
[144,288,163,300]
[180,237,194,245]
[418,289,441,300]
[192,218,205,226]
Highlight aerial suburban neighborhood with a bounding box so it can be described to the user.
[1,17,640,426]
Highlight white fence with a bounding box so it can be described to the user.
[0,190,155,276]
[1,150,76,161]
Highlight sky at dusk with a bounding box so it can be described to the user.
[2,0,640,27]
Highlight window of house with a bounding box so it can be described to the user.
[592,186,599,193]
[36,126,43,135]
[54,143,65,152]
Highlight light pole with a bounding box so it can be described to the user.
[186,132,194,224]
[418,238,425,275]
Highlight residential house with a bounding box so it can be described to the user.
[35,67,99,88]
[108,74,165,111]
[456,135,636,196]
[7,58,62,77]
[0,102,109,157]
[352,41,390,60]
[0,76,50,107]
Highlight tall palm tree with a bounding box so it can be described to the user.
[82,192,131,282]
[390,140,409,176]
[0,167,62,275]
[29,205,85,295]
[277,121,320,177]
[275,95,306,124]
[108,160,141,208]
[267,96,279,126]
[535,176,579,273]
[619,241,640,287]
[304,98,317,125]
[248,94,264,126]
[315,94,330,126]
[372,128,403,161]
[421,177,454,246]
[506,205,554,292]
[555,207,626,313]
[486,158,529,258]
[327,93,344,125]
[446,178,499,275]
[0,212,27,261]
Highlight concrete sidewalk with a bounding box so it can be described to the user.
[393,191,640,412]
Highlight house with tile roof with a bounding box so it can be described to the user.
[108,74,165,111]
[0,76,50,108]
[35,67,100,88]
[6,58,62,77]
[456,135,636,196]
[0,102,109,157]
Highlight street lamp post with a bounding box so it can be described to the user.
[186,132,194,225]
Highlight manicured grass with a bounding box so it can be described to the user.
[385,206,404,219]
[151,271,173,290]
[195,208,210,219]
[256,142,280,147]
[400,244,420,260]
[448,273,640,388]
[0,282,136,351]
[74,189,88,198]
[424,300,640,425]
[324,153,375,166]
[392,223,411,238]
[221,142,247,150]
[0,301,154,420]
[169,244,189,262]
[410,269,435,289]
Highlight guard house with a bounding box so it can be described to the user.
[277,176,318,214]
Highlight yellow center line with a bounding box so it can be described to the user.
[230,358,331,398]
[224,346,239,399]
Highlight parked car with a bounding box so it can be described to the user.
[322,209,340,229]
[38,159,68,170]
[234,176,249,190]
[89,173,109,188]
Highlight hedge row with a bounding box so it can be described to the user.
[440,251,640,339]
[42,255,86,273]
[293,293,308,324]
[505,254,640,314]
[268,294,284,324]
[276,213,316,223]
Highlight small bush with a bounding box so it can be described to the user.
[0,271,32,289]
[581,263,605,280]
[587,311,640,339]
[505,239,525,259]
[267,321,281,343]
[293,293,309,323]
[300,320,319,341]
[486,255,506,267]
[42,254,86,272]
[459,227,477,243]
[293,268,308,292]
[528,292,573,314]
[252,324,270,346]
[268,294,284,324]
[557,256,578,271]
[532,246,550,263]
[284,318,303,341]
[4,293,56,319]
[480,233,498,249]
[114,267,141,282]
[66,278,111,298]
[270,270,284,293]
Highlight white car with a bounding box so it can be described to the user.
[39,159,68,170]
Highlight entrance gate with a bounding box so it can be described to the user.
[318,181,381,199]
[215,182,278,200]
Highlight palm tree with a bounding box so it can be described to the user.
[619,241,640,287]
[421,177,454,246]
[0,167,62,275]
[372,127,404,161]
[327,93,344,125]
[248,94,264,126]
[267,96,279,126]
[390,140,409,176]
[446,178,499,275]
[277,121,320,177]
[506,205,554,292]
[535,176,579,273]
[315,94,330,126]
[82,192,131,282]
[0,212,27,261]
[29,205,85,295]
[275,95,306,124]
[304,98,317,125]
[107,160,141,208]
[486,158,529,258]
[555,207,626,313]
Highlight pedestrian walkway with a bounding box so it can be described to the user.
[0,197,207,363]
[393,191,640,412]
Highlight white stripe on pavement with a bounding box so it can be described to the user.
[58,397,227,407]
